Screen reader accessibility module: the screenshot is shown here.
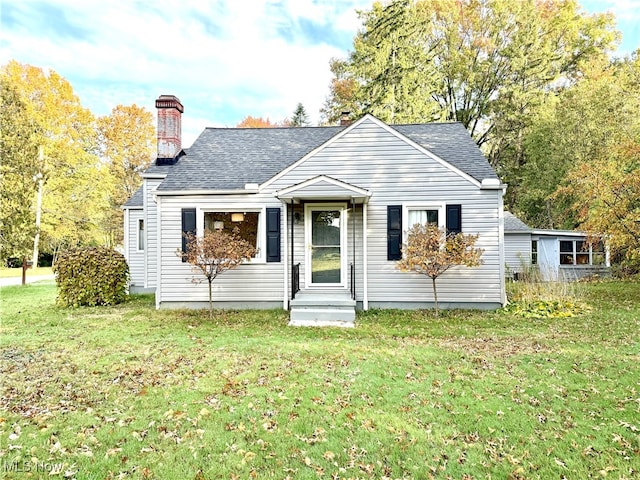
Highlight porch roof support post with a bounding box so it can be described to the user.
[352,198,356,300]
[291,201,295,299]
[282,201,288,310]
[363,201,368,310]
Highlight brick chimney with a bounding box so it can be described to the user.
[156,95,184,160]
[340,111,352,126]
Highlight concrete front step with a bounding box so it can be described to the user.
[289,289,356,327]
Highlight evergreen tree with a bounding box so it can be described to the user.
[290,102,310,127]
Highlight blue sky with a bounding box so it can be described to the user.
[1,0,639,147]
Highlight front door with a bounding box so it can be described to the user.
[305,204,346,287]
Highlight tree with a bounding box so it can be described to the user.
[548,53,640,272]
[397,224,483,317]
[0,79,40,265]
[236,115,287,128]
[290,102,311,127]
[180,229,256,318]
[97,104,155,246]
[517,53,640,235]
[1,60,108,260]
[321,0,617,158]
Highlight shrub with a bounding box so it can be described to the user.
[53,247,129,306]
[505,269,590,318]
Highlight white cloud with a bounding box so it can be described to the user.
[2,0,637,148]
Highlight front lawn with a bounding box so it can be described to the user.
[0,282,638,479]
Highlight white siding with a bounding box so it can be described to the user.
[504,233,532,275]
[144,179,162,288]
[155,118,503,309]
[268,118,503,307]
[157,194,284,306]
[126,209,145,286]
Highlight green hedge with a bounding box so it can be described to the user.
[53,247,129,306]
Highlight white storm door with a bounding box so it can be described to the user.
[305,204,346,287]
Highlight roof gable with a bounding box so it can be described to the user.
[274,175,371,203]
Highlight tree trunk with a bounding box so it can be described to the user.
[208,278,213,319]
[431,276,439,318]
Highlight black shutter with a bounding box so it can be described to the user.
[387,205,402,261]
[446,204,462,235]
[266,207,281,263]
[181,208,196,262]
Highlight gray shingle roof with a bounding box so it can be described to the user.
[123,185,144,208]
[394,123,499,181]
[157,126,344,191]
[504,211,532,232]
[155,117,498,192]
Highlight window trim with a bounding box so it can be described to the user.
[402,202,446,242]
[136,218,145,252]
[198,206,266,263]
[558,238,605,266]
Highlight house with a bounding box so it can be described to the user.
[504,212,610,281]
[124,95,507,326]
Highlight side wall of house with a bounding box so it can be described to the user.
[156,194,285,308]
[126,208,146,289]
[144,178,162,289]
[267,118,504,308]
[504,233,532,276]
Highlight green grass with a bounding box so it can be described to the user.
[0,266,54,278]
[1,282,639,479]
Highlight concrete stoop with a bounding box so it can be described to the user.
[289,289,356,327]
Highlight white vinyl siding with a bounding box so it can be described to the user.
[144,179,162,289]
[504,233,532,274]
[154,117,503,309]
[126,209,145,286]
[157,195,284,306]
[268,118,503,307]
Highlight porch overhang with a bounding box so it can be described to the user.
[274,175,371,204]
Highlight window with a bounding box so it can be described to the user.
[403,204,445,233]
[531,240,537,265]
[559,239,605,266]
[204,211,262,259]
[592,241,606,265]
[137,219,144,251]
[560,240,573,265]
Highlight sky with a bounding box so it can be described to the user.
[1,0,639,148]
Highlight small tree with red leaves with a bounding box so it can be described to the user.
[397,224,483,317]
[178,228,256,318]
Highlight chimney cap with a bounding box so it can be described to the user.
[156,95,184,113]
[340,111,352,126]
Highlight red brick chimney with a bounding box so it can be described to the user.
[340,111,352,126]
[156,95,184,159]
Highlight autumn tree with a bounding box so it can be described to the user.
[180,229,256,318]
[397,224,483,317]
[97,104,155,246]
[0,79,40,265]
[1,60,108,261]
[517,53,640,231]
[545,54,640,272]
[290,102,311,127]
[321,0,617,163]
[236,115,287,128]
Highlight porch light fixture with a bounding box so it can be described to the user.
[231,213,244,222]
